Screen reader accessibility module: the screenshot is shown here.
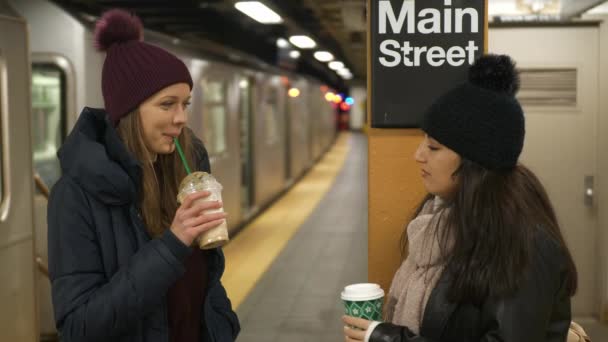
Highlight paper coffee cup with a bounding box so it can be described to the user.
[177,171,229,249]
[341,283,384,321]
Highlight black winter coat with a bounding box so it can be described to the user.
[47,107,240,342]
[370,231,571,342]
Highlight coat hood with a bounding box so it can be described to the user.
[57,107,141,205]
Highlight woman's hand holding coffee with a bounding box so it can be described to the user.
[342,316,372,341]
[170,191,227,246]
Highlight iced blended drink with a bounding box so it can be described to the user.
[177,171,229,249]
[341,283,384,321]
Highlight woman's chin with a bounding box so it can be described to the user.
[152,144,175,155]
[164,144,176,154]
[423,186,440,197]
[421,179,432,193]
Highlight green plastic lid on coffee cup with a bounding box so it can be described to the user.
[341,283,384,301]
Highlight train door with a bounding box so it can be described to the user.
[31,54,73,341]
[490,26,599,318]
[0,13,37,342]
[252,75,286,206]
[287,81,300,178]
[307,88,314,167]
[288,78,306,178]
[283,81,292,184]
[197,68,242,230]
[238,76,255,217]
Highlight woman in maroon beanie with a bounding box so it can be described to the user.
[342,55,577,342]
[47,9,239,342]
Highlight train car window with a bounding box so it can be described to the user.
[264,86,279,145]
[31,64,66,190]
[201,79,227,155]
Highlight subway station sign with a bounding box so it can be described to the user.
[371,0,486,128]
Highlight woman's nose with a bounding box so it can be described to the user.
[414,142,425,163]
[173,106,187,125]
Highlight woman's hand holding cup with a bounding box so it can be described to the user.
[170,190,227,246]
[343,316,372,341]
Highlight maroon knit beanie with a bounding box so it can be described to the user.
[94,9,193,126]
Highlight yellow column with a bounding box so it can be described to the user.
[368,129,426,292]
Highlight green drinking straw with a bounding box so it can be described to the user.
[173,137,192,175]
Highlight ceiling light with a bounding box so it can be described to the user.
[338,68,353,79]
[276,38,289,48]
[289,35,316,49]
[531,2,545,13]
[337,68,351,76]
[341,74,353,80]
[289,50,301,59]
[314,51,334,62]
[329,61,344,70]
[235,1,283,24]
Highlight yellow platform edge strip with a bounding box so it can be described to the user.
[222,133,351,309]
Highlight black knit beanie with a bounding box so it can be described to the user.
[421,54,525,170]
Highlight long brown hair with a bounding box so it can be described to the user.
[401,161,577,305]
[116,110,195,237]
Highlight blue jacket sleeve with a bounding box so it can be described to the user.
[48,177,192,342]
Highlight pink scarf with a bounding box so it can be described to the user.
[384,197,450,335]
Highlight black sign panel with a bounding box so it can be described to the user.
[371,0,486,128]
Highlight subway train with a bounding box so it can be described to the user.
[0,0,337,340]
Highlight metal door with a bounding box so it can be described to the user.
[0,12,37,342]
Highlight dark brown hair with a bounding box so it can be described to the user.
[401,160,577,304]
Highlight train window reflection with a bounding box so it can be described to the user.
[201,79,227,155]
[31,64,65,190]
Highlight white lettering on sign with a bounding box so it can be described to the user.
[456,8,479,33]
[418,8,441,34]
[379,0,414,34]
[377,0,481,68]
[379,40,478,67]
[379,40,402,67]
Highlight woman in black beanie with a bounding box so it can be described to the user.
[343,54,577,342]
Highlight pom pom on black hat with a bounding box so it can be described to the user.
[94,9,143,52]
[468,54,520,97]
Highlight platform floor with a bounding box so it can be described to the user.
[225,133,367,342]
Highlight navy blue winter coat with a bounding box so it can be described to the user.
[47,107,240,342]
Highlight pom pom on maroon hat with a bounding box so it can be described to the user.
[94,9,143,52]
